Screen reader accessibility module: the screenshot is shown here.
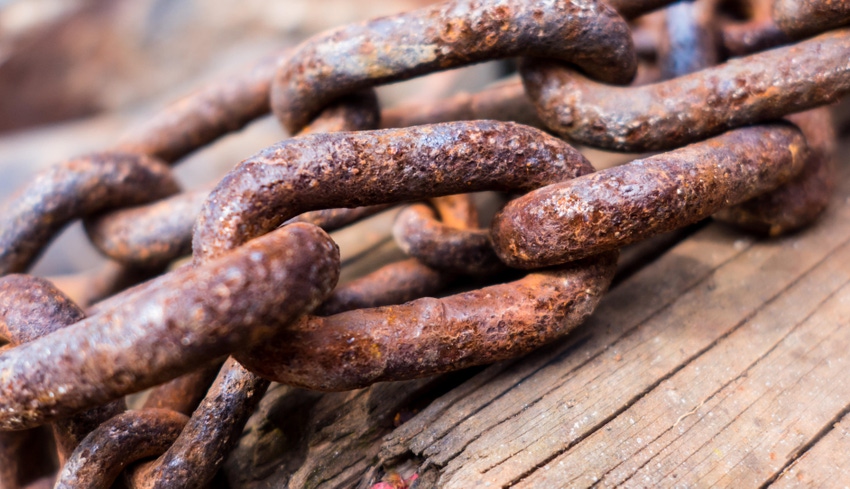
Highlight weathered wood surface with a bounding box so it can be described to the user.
[376,162,850,487]
[226,151,850,488]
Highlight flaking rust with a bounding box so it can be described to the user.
[490,124,808,268]
[773,0,850,40]
[236,252,618,391]
[521,29,850,152]
[55,409,188,489]
[194,120,593,261]
[0,223,339,430]
[393,203,503,275]
[0,152,179,274]
[271,0,636,133]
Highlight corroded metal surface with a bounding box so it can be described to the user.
[0,223,338,430]
[380,78,542,129]
[490,124,807,268]
[0,1,846,485]
[317,258,453,316]
[54,409,189,489]
[194,121,593,261]
[127,359,268,489]
[236,252,618,391]
[271,0,637,133]
[715,108,836,235]
[773,0,850,39]
[521,29,850,152]
[0,275,125,462]
[114,54,281,163]
[0,153,179,274]
[393,203,502,274]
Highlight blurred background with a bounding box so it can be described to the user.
[0,0,506,276]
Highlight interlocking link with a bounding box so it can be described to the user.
[521,28,850,152]
[490,124,807,268]
[271,0,637,133]
[0,223,339,430]
[0,0,848,486]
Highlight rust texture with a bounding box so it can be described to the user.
[54,409,189,489]
[773,0,850,40]
[393,203,503,274]
[0,152,180,274]
[0,275,125,464]
[141,363,223,416]
[0,0,846,484]
[126,359,268,489]
[112,92,383,488]
[271,0,636,133]
[431,194,480,229]
[113,53,281,163]
[715,108,836,235]
[317,258,453,316]
[194,120,593,262]
[521,28,850,152]
[85,188,209,268]
[0,223,339,430]
[490,124,807,269]
[86,91,381,268]
[236,252,618,391]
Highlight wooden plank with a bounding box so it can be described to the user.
[769,412,850,488]
[517,232,850,487]
[381,224,749,463]
[379,168,850,487]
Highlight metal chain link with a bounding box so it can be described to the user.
[0,0,848,487]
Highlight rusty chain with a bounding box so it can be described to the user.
[0,0,848,487]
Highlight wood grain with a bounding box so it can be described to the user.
[378,167,850,487]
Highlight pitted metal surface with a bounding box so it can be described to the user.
[0,0,846,486]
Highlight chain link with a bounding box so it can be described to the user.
[0,0,848,486]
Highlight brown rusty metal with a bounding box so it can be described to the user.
[0,275,126,463]
[193,120,594,262]
[0,152,180,275]
[54,409,189,489]
[773,0,850,40]
[521,28,850,152]
[393,203,503,274]
[715,108,836,236]
[49,261,166,309]
[126,358,268,489]
[98,92,386,488]
[85,91,381,268]
[721,0,791,56]
[317,258,454,317]
[0,1,846,483]
[85,190,390,268]
[0,223,339,430]
[490,124,807,269]
[236,252,617,391]
[141,363,223,416]
[85,188,209,268]
[271,0,637,133]
[114,53,282,163]
[319,195,480,315]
